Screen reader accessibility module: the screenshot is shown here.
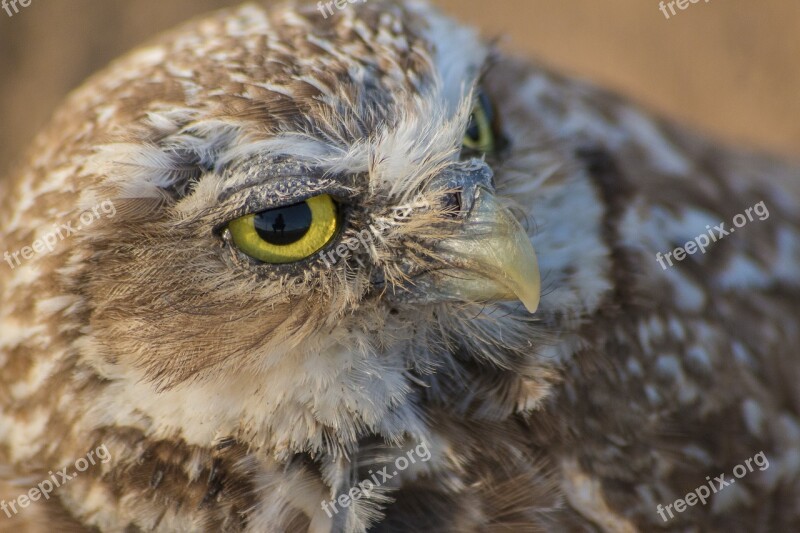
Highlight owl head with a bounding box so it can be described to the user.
[8,0,564,461]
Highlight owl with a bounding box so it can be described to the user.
[1,1,799,531]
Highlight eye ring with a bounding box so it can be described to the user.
[227,194,339,264]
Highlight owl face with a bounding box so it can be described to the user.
[66,0,542,455]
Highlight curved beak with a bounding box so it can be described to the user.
[413,186,541,313]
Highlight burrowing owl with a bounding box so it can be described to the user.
[1,1,799,531]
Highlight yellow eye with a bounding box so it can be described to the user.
[463,92,498,153]
[228,194,338,264]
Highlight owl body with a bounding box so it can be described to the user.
[1,1,799,532]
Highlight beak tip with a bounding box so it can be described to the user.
[523,300,539,314]
[434,186,543,314]
[517,286,540,314]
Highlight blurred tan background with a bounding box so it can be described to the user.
[1,0,799,179]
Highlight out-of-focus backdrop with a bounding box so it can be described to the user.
[1,0,798,178]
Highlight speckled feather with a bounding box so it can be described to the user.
[1,1,799,532]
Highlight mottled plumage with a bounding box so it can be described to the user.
[1,1,799,532]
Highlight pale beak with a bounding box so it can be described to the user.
[414,187,541,313]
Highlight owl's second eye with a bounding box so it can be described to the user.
[462,91,504,154]
[227,194,339,264]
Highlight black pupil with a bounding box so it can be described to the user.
[254,201,312,245]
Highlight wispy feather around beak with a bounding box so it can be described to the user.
[402,160,541,313]
[433,186,541,312]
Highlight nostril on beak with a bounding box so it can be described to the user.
[440,192,462,217]
[427,159,493,217]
